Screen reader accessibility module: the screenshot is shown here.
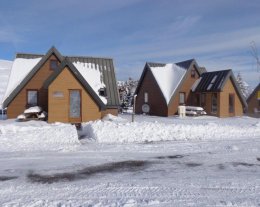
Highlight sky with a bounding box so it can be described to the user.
[0,0,260,88]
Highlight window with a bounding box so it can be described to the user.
[201,93,206,107]
[191,69,196,78]
[98,88,106,97]
[211,93,217,114]
[27,90,38,107]
[53,91,64,98]
[144,92,148,103]
[229,94,235,113]
[50,60,59,71]
[179,92,185,105]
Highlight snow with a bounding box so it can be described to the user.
[150,63,186,104]
[2,58,42,104]
[0,120,79,152]
[0,115,259,206]
[24,106,42,114]
[191,77,201,92]
[73,61,107,104]
[82,115,260,143]
[0,59,13,106]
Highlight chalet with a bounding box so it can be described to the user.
[192,70,247,117]
[135,59,247,117]
[135,59,202,116]
[2,47,120,123]
[246,83,260,117]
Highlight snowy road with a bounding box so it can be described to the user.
[0,138,260,206]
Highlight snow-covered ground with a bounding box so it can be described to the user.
[0,115,259,206]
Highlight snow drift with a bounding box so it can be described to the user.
[0,121,79,152]
[82,115,260,143]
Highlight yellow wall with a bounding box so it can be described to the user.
[48,67,101,123]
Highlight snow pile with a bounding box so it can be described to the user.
[150,64,186,104]
[0,59,13,105]
[2,57,42,103]
[73,61,107,104]
[82,115,260,143]
[0,121,79,152]
[24,106,42,114]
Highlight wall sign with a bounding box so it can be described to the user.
[53,91,64,98]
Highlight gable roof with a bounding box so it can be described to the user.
[135,59,199,105]
[44,58,106,109]
[2,46,119,108]
[193,69,247,107]
[247,83,260,102]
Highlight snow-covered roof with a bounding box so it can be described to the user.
[0,60,13,106]
[150,63,186,104]
[2,57,42,104]
[72,61,107,104]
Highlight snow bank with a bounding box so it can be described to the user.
[82,115,260,143]
[24,106,42,114]
[150,64,186,104]
[0,121,79,152]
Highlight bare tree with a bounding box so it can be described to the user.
[250,41,260,72]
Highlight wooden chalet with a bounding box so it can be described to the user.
[135,59,247,117]
[246,83,260,117]
[2,47,119,123]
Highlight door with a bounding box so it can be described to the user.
[69,90,81,123]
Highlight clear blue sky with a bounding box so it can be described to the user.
[1,0,260,87]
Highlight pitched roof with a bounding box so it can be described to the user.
[2,46,119,108]
[194,70,231,92]
[135,59,198,105]
[247,83,260,102]
[193,69,247,107]
[44,58,106,109]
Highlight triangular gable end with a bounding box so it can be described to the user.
[44,58,106,110]
[2,46,64,108]
[167,59,197,107]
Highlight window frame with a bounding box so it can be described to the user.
[144,92,148,103]
[26,89,38,107]
[229,93,235,113]
[211,93,218,114]
[50,59,59,71]
[179,92,186,105]
[191,69,196,78]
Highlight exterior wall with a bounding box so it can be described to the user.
[168,65,200,115]
[247,88,260,116]
[196,78,243,117]
[135,69,168,116]
[101,108,118,118]
[219,78,243,117]
[7,55,59,118]
[48,67,101,123]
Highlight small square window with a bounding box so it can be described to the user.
[99,88,106,97]
[50,60,59,71]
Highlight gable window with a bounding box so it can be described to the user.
[99,88,106,97]
[229,94,235,113]
[27,90,38,107]
[179,92,185,105]
[50,60,59,71]
[144,92,148,103]
[211,93,217,114]
[191,69,196,78]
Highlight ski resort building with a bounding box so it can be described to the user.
[2,47,119,123]
[135,59,247,117]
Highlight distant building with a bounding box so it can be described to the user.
[247,83,260,117]
[135,59,247,117]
